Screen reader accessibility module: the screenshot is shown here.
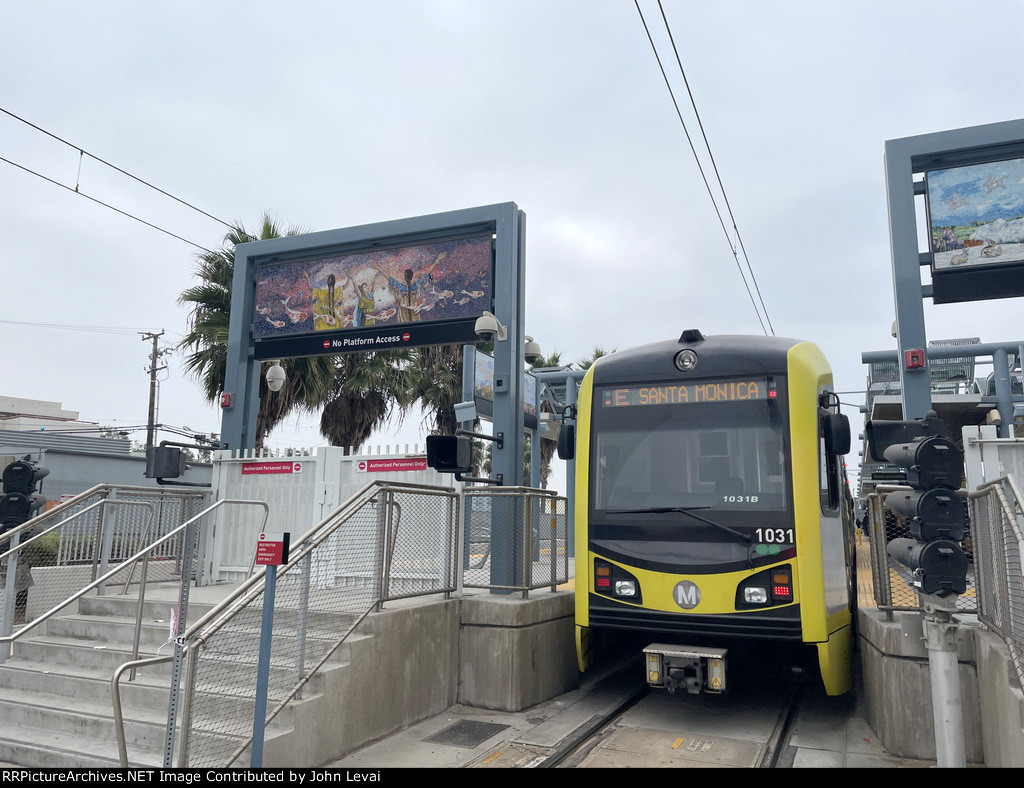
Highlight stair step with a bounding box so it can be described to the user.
[0,721,163,768]
[0,660,171,708]
[0,577,373,768]
[0,689,168,748]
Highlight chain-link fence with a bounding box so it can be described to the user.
[969,476,1024,687]
[865,485,976,613]
[52,488,209,572]
[462,487,568,596]
[1,485,210,653]
[178,482,459,768]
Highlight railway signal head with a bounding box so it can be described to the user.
[425,434,472,474]
[2,457,49,495]
[145,446,187,479]
[0,457,49,531]
[867,411,969,598]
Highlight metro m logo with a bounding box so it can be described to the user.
[673,580,701,610]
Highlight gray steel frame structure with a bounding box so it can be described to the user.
[220,202,527,489]
[884,119,1024,767]
[885,119,1024,421]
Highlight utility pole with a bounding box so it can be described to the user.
[141,331,169,451]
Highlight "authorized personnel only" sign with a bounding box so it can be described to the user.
[241,461,303,475]
[356,458,428,472]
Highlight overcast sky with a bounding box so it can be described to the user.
[3,1,1023,489]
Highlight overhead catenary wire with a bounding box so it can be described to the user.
[0,106,236,233]
[634,0,774,336]
[655,1,774,336]
[0,154,215,253]
[0,318,171,336]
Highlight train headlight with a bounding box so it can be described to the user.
[594,559,642,604]
[674,349,699,371]
[615,580,638,597]
[743,587,768,604]
[736,564,794,609]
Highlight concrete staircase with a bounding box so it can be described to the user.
[0,586,366,768]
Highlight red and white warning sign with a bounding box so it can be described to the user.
[242,461,303,475]
[255,532,290,566]
[355,458,428,473]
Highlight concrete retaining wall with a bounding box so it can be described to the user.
[975,629,1024,767]
[858,608,1024,765]
[459,591,578,710]
[266,599,463,767]
[261,589,577,766]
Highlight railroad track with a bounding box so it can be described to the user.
[541,665,804,768]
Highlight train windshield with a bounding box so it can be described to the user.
[590,377,790,521]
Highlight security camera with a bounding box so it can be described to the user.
[266,361,286,392]
[474,311,507,342]
[524,336,541,364]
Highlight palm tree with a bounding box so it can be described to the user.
[178,213,336,450]
[412,344,464,436]
[576,346,612,370]
[319,349,416,451]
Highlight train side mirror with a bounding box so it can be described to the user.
[823,413,851,456]
[557,423,575,460]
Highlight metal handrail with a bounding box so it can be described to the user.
[217,482,459,768]
[0,484,208,553]
[2,498,267,659]
[463,486,568,595]
[219,604,377,768]
[184,480,452,643]
[173,481,459,767]
[1,499,156,661]
[0,484,108,553]
[111,654,174,767]
[968,474,1024,688]
[184,481,382,644]
[105,481,440,768]
[0,498,154,568]
[106,499,270,770]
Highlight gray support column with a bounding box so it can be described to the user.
[221,242,261,451]
[993,348,1013,437]
[884,137,931,420]
[460,344,475,572]
[923,602,966,768]
[489,205,526,591]
[490,204,526,488]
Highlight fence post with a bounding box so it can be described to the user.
[549,497,558,592]
[374,493,386,611]
[250,564,277,768]
[294,552,310,699]
[523,492,533,599]
[163,517,198,768]
[0,532,21,662]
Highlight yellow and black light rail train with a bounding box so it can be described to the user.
[558,330,855,696]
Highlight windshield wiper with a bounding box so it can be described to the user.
[606,507,752,543]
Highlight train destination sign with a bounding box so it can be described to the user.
[602,379,769,407]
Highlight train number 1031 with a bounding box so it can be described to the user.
[755,528,794,544]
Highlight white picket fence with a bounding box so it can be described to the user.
[207,445,455,582]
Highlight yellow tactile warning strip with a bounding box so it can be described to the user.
[857,536,876,609]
